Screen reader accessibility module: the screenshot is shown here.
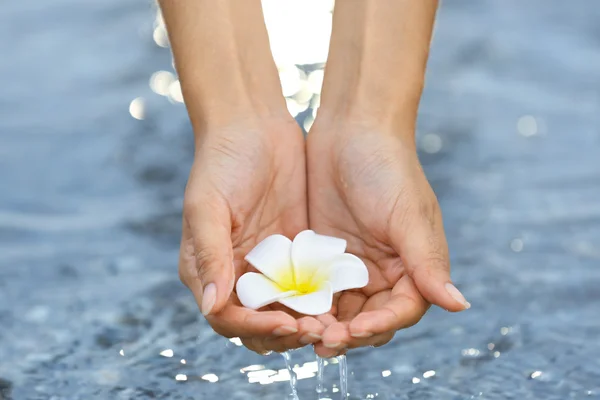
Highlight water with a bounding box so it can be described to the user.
[337,356,348,400]
[316,357,325,397]
[281,353,347,400]
[281,352,299,400]
[2,0,600,399]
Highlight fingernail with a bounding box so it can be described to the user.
[324,342,342,349]
[299,333,322,345]
[350,331,373,338]
[201,283,217,316]
[273,326,298,336]
[445,283,471,309]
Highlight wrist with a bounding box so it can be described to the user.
[313,96,418,146]
[184,82,290,134]
[316,53,426,140]
[193,113,300,146]
[315,98,419,141]
[161,0,289,131]
[314,0,437,143]
[176,40,289,132]
[310,112,417,154]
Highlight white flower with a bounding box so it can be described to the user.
[236,230,369,315]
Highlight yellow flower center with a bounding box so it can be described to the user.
[275,265,324,295]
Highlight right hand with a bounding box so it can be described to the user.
[179,117,326,354]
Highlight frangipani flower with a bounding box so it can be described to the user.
[236,230,369,315]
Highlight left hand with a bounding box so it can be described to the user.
[306,118,470,357]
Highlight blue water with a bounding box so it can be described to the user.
[1,0,600,399]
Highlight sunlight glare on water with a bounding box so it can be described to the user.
[3,0,600,399]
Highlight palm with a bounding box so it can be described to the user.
[307,127,436,353]
[180,120,325,354]
[204,125,307,273]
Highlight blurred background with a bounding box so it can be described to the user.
[1,0,600,399]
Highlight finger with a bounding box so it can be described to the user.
[336,291,367,322]
[313,341,347,358]
[184,196,234,316]
[179,217,226,316]
[316,313,338,327]
[390,198,470,312]
[312,292,366,357]
[347,331,395,349]
[312,321,351,357]
[207,301,298,338]
[241,337,271,355]
[179,217,199,291]
[262,317,325,352]
[297,316,325,345]
[348,276,428,337]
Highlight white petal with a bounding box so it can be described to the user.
[244,234,293,284]
[291,230,346,284]
[278,282,333,315]
[236,272,297,310]
[323,253,369,293]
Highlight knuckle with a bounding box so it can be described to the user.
[387,295,425,330]
[209,322,234,338]
[405,309,425,328]
[251,337,273,355]
[423,246,449,272]
[263,338,288,353]
[373,333,395,348]
[404,299,427,328]
[194,247,219,281]
[426,249,448,267]
[242,338,268,355]
[178,265,189,287]
[240,338,254,350]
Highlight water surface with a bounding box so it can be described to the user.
[1,0,600,399]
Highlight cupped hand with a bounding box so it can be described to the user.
[306,119,470,357]
[179,118,325,354]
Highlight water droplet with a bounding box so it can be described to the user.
[201,373,219,383]
[159,349,173,358]
[529,371,543,379]
[423,370,436,378]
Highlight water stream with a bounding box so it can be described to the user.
[337,356,348,399]
[281,351,300,400]
[3,1,600,399]
[316,356,325,397]
[282,352,348,399]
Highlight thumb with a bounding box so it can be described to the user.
[184,198,234,316]
[390,204,470,312]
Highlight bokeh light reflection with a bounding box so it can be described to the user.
[129,97,145,120]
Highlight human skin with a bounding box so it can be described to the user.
[160,0,326,352]
[306,0,471,358]
[158,0,469,355]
